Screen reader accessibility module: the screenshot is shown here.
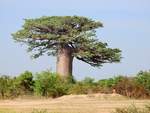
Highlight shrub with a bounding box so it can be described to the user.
[0,75,17,99]
[98,76,123,88]
[34,71,72,98]
[135,71,150,91]
[114,77,150,98]
[68,82,88,94]
[83,77,95,85]
[15,71,34,95]
[97,76,123,93]
[0,70,150,99]
[68,77,99,94]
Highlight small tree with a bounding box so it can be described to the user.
[0,75,15,99]
[15,71,34,95]
[12,16,121,77]
[0,76,9,98]
[135,70,150,91]
[34,71,69,97]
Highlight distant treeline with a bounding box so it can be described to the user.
[0,70,150,99]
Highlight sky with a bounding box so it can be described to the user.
[0,0,150,80]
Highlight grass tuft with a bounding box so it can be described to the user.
[113,104,150,113]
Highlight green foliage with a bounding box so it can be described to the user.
[98,76,123,88]
[83,77,95,85]
[98,78,114,88]
[68,77,98,94]
[15,71,34,95]
[12,16,121,67]
[135,70,150,91]
[0,76,10,98]
[114,77,149,98]
[68,82,91,94]
[0,71,34,99]
[0,70,150,99]
[34,71,73,98]
[0,76,17,99]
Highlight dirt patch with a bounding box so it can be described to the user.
[0,93,149,113]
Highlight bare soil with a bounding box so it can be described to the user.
[0,93,149,113]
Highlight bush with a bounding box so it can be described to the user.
[114,77,150,98]
[68,82,89,94]
[98,76,123,88]
[0,70,150,99]
[0,75,18,99]
[34,71,73,98]
[0,71,35,99]
[97,76,123,93]
[15,71,34,95]
[83,77,95,85]
[68,77,99,94]
[135,71,150,91]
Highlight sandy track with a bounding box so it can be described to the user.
[0,94,149,113]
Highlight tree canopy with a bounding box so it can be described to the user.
[12,16,121,67]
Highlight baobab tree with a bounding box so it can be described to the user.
[12,16,121,77]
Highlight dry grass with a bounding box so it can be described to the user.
[0,94,149,113]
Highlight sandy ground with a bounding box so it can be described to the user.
[0,94,149,113]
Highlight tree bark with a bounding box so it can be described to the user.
[56,46,73,78]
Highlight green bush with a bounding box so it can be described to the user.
[96,76,123,93]
[0,70,150,99]
[98,76,123,88]
[0,75,17,99]
[114,77,150,98]
[83,77,95,85]
[68,77,99,94]
[68,82,88,94]
[0,71,35,99]
[135,71,150,91]
[15,71,34,95]
[34,71,72,98]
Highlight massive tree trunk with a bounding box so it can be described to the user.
[56,46,73,78]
